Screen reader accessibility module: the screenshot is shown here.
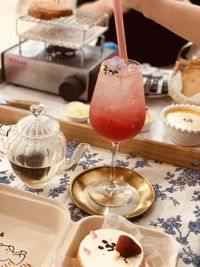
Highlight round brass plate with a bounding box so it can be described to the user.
[70,166,155,218]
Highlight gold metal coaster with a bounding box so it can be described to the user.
[70,166,155,218]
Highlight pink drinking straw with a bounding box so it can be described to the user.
[113,0,128,62]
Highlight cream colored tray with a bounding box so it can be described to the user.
[0,184,180,267]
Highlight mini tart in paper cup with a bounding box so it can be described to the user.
[161,104,200,146]
[169,59,200,105]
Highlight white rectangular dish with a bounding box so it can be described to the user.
[0,185,180,267]
[0,184,71,267]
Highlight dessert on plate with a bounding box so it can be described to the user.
[76,228,143,267]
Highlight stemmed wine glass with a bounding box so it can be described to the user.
[88,56,146,212]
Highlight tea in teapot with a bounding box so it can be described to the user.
[0,104,89,188]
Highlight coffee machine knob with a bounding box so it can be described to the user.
[59,76,85,101]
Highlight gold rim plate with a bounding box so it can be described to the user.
[70,166,155,218]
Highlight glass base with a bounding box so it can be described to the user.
[88,178,134,207]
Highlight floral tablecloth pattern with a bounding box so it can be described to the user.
[0,141,199,267]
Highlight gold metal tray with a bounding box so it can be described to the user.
[70,166,155,218]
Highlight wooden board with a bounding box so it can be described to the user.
[0,105,199,170]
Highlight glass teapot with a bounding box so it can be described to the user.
[0,104,89,188]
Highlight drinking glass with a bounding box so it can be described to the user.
[88,57,146,210]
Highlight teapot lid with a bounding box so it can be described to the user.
[16,104,59,138]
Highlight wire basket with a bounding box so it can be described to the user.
[16,9,108,49]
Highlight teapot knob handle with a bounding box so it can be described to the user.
[30,104,45,118]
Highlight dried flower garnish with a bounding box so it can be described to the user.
[102,65,119,76]
[102,56,126,76]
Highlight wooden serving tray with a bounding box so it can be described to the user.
[0,105,199,170]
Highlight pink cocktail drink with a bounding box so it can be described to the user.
[88,56,145,211]
[90,57,145,142]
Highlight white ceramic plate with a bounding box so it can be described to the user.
[0,184,70,267]
[60,101,90,123]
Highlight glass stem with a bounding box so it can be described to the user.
[110,142,119,186]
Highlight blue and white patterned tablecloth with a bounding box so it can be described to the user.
[0,141,199,267]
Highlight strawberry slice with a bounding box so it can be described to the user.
[115,235,142,258]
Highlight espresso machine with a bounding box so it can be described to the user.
[1,9,115,102]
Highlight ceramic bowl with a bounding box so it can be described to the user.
[161,104,200,146]
[60,101,90,123]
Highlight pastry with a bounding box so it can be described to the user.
[169,59,200,105]
[28,1,73,20]
[182,60,200,97]
[76,228,143,267]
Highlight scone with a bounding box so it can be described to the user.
[76,228,143,267]
[28,1,73,20]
